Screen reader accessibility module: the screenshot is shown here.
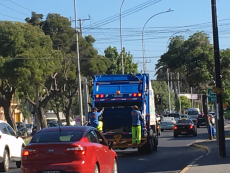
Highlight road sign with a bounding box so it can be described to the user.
[208,88,216,102]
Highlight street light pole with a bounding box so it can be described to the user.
[74,0,84,126]
[120,0,125,74]
[211,0,226,158]
[167,68,171,113]
[142,9,173,73]
[177,72,181,114]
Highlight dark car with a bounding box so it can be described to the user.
[197,114,206,128]
[16,122,28,137]
[21,126,117,173]
[173,119,197,137]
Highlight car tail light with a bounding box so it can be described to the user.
[157,125,160,129]
[133,93,137,97]
[190,125,193,129]
[64,145,87,155]
[100,94,104,98]
[22,149,38,156]
[172,122,176,125]
[174,126,177,130]
[0,135,1,139]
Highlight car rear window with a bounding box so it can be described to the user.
[188,111,199,115]
[168,114,180,118]
[31,130,84,143]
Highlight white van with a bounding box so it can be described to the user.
[186,108,200,124]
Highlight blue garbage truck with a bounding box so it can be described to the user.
[91,73,158,154]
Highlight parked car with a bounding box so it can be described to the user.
[160,117,176,131]
[21,126,117,173]
[0,120,25,172]
[173,119,197,137]
[16,122,28,137]
[61,117,76,126]
[25,123,33,136]
[197,114,215,128]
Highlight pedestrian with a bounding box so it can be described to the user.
[89,107,104,131]
[131,105,143,145]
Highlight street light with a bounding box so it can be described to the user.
[142,9,173,73]
[74,0,83,126]
[120,0,125,74]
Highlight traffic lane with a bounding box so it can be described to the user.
[117,128,208,173]
[8,162,20,173]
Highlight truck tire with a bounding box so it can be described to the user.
[152,135,158,151]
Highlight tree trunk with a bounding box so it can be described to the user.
[3,99,16,131]
[64,97,72,126]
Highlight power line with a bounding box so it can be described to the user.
[0,2,30,16]
[8,0,32,12]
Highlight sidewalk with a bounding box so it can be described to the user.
[181,122,230,173]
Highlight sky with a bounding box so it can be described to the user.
[1,0,230,80]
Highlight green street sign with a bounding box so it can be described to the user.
[208,88,216,102]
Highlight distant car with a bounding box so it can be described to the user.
[173,119,197,137]
[167,113,181,122]
[25,124,33,135]
[16,122,28,137]
[61,117,76,126]
[0,120,25,172]
[181,114,188,120]
[197,114,215,128]
[160,117,176,131]
[21,126,117,173]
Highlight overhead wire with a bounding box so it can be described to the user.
[0,2,30,16]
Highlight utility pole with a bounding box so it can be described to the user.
[83,77,89,122]
[74,0,84,126]
[78,18,90,36]
[211,0,226,157]
[191,87,193,107]
[167,68,171,113]
[177,73,181,114]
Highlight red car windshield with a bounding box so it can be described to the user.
[31,130,84,143]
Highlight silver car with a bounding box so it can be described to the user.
[160,117,176,131]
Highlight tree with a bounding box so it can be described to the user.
[151,80,174,113]
[0,21,62,129]
[105,46,138,74]
[175,96,191,113]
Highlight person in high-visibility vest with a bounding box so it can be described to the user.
[131,105,143,145]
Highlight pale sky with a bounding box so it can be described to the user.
[1,0,230,79]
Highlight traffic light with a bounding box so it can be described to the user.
[156,94,162,105]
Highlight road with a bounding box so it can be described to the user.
[117,127,209,173]
[8,126,210,173]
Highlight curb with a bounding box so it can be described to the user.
[180,142,210,173]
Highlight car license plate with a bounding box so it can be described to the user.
[181,132,186,134]
[43,171,60,173]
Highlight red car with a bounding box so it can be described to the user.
[21,126,117,173]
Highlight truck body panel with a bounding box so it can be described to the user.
[91,74,157,151]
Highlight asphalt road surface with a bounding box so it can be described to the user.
[8,126,210,173]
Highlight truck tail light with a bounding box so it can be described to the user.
[64,146,87,155]
[95,94,99,98]
[96,82,99,85]
[138,93,142,97]
[22,149,38,156]
[133,93,137,97]
[100,94,104,98]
